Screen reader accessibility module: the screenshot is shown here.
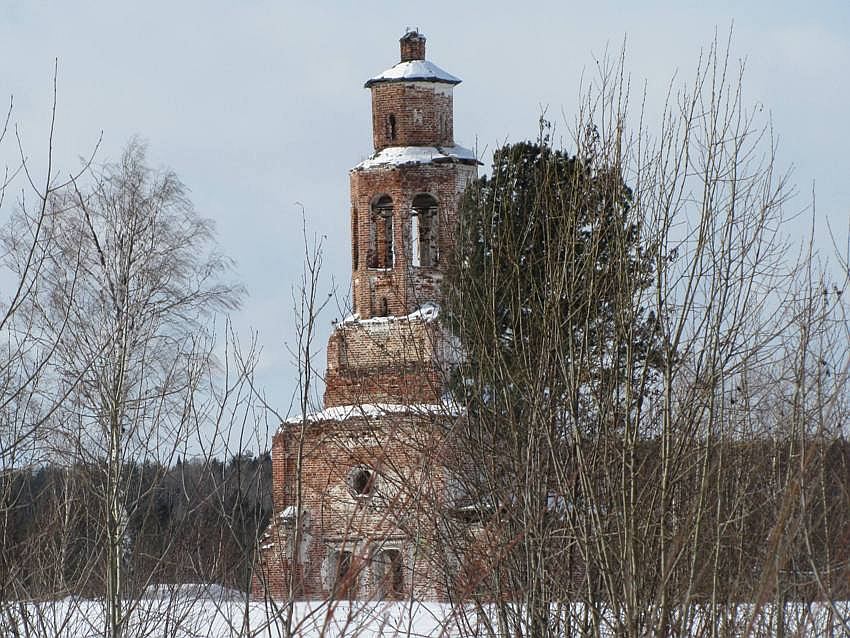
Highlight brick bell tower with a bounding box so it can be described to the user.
[254,31,477,602]
[323,29,478,408]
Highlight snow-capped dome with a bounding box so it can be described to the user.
[365,59,461,88]
[353,145,478,169]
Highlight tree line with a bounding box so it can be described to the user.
[1,454,270,600]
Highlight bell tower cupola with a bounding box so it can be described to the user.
[365,31,461,153]
[323,30,478,408]
[347,30,477,324]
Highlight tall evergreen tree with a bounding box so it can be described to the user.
[441,132,664,634]
[445,134,661,438]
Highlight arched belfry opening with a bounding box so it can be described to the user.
[368,195,394,269]
[410,194,439,268]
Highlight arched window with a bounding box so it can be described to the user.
[331,549,355,599]
[368,195,394,269]
[387,114,397,141]
[337,333,349,368]
[411,194,438,267]
[372,548,404,599]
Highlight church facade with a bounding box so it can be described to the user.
[253,31,478,601]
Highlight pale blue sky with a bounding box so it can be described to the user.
[2,1,848,451]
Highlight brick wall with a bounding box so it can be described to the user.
[399,31,426,62]
[323,316,445,407]
[371,83,454,151]
[254,413,454,601]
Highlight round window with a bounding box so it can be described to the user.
[348,466,375,497]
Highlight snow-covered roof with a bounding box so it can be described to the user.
[342,301,440,325]
[354,145,478,170]
[365,59,461,88]
[283,401,460,426]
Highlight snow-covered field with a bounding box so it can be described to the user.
[1,590,479,638]
[4,588,850,637]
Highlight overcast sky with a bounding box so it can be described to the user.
[2,1,849,452]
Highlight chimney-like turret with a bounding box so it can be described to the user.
[400,30,426,62]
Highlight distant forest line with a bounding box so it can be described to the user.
[1,455,271,599]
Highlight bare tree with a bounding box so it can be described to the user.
[2,139,242,637]
[0,70,104,623]
[440,37,850,637]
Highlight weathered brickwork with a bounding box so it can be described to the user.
[254,31,476,602]
[350,163,476,320]
[323,317,443,407]
[253,413,455,601]
[399,30,426,63]
[371,83,454,151]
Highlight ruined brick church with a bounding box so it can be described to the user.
[253,30,478,601]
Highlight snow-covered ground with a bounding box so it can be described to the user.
[4,589,850,637]
[1,591,480,638]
